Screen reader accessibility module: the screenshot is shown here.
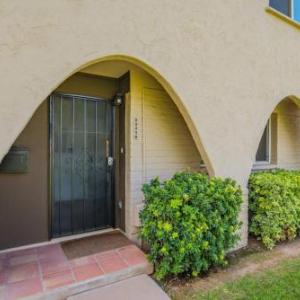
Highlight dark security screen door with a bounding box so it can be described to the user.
[50,93,113,237]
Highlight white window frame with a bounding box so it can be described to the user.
[255,118,272,165]
[290,0,295,19]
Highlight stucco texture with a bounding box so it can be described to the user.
[1,0,300,247]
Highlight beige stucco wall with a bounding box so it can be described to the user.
[2,0,300,248]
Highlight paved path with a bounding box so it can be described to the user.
[68,275,170,300]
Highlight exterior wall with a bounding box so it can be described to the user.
[3,0,300,249]
[274,99,300,169]
[126,69,204,238]
[0,101,49,250]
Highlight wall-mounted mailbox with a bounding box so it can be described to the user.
[0,146,29,174]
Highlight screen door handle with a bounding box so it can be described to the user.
[107,156,114,166]
[106,140,114,166]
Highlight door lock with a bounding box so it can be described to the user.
[107,156,114,166]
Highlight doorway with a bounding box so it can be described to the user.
[50,93,114,237]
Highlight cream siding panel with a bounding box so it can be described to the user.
[143,88,203,182]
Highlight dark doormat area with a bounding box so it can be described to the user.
[61,231,133,259]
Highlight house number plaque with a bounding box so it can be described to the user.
[134,117,138,140]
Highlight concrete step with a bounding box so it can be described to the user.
[67,275,170,300]
[27,246,153,300]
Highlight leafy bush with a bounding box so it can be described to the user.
[139,172,243,280]
[249,169,300,249]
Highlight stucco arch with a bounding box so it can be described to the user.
[290,95,300,108]
[254,94,300,153]
[252,94,300,172]
[1,55,215,177]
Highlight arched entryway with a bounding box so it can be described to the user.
[253,96,300,171]
[0,58,209,249]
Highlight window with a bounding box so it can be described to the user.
[270,0,291,16]
[255,119,271,163]
[270,0,300,22]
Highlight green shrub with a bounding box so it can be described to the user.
[139,172,243,280]
[249,169,300,249]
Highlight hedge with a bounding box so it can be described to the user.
[249,169,300,249]
[139,172,243,280]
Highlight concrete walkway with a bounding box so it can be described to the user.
[68,275,170,300]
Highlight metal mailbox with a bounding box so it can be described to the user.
[0,146,29,173]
